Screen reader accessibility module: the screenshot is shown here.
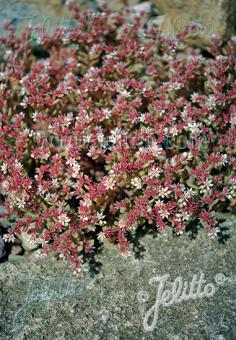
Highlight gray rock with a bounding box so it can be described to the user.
[150,0,236,48]
[0,0,95,36]
[133,1,152,14]
[0,214,236,339]
[0,235,6,260]
[8,254,29,264]
[132,1,152,23]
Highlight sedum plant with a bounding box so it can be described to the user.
[0,2,235,272]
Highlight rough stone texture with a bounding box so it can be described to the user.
[0,0,96,36]
[1,0,235,48]
[0,236,6,260]
[0,0,150,38]
[0,214,236,339]
[0,0,146,36]
[150,0,236,48]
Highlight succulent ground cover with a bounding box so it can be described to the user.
[0,2,235,272]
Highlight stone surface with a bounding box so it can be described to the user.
[133,1,152,15]
[0,0,235,49]
[0,0,96,36]
[0,214,236,339]
[150,0,236,48]
[0,0,147,36]
[0,235,6,260]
